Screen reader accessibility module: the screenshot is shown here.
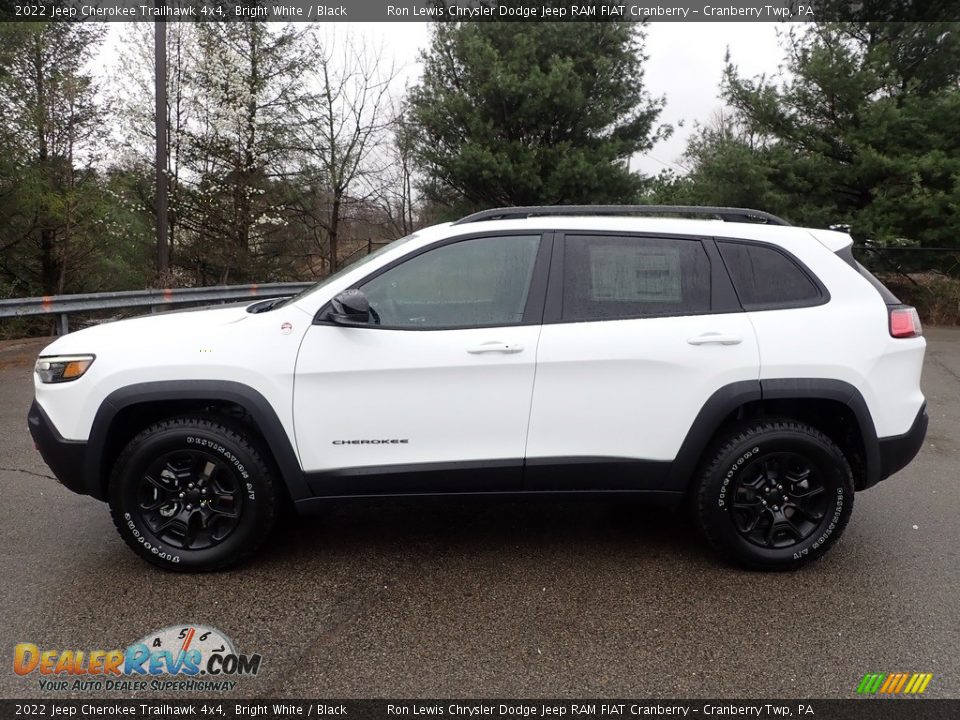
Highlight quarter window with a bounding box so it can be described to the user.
[562,235,711,321]
[718,241,821,309]
[360,235,541,328]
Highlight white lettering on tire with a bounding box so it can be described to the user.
[718,446,760,509]
[795,487,844,559]
[185,436,252,483]
[123,512,181,564]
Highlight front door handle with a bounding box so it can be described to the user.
[687,333,743,346]
[467,342,524,354]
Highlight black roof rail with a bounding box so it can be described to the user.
[452,205,791,227]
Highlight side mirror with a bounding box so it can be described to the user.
[327,289,371,326]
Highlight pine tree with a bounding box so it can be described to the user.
[676,21,960,252]
[407,20,668,213]
[0,23,118,296]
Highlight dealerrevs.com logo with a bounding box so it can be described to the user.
[13,624,261,692]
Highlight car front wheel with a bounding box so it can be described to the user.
[108,417,278,572]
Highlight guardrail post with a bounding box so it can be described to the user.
[58,313,69,335]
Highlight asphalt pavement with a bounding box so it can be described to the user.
[1,330,958,699]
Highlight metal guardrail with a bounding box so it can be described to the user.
[0,281,314,335]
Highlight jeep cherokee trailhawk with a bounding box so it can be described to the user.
[28,206,928,571]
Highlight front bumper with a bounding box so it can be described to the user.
[877,403,928,483]
[27,400,89,496]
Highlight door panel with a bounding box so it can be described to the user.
[525,232,760,490]
[293,233,547,495]
[295,324,541,478]
[526,313,759,471]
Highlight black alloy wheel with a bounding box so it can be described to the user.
[109,417,278,572]
[137,450,243,551]
[729,452,829,549]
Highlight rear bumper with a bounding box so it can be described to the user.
[27,400,89,496]
[876,403,928,483]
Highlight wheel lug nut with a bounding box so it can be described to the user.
[186,504,192,510]
[179,492,185,498]
[188,483,194,489]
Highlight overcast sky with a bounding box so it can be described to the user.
[102,21,792,177]
[354,21,790,175]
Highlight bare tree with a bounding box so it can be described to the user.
[114,22,195,280]
[178,21,315,283]
[365,100,418,238]
[297,32,399,273]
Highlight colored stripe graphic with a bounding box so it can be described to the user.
[181,627,196,653]
[891,673,906,693]
[904,674,921,694]
[857,672,933,695]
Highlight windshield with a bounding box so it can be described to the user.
[272,233,419,310]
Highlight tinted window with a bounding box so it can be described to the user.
[718,241,821,309]
[562,235,711,321]
[361,235,540,328]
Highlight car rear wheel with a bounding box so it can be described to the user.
[108,417,278,572]
[694,419,854,570]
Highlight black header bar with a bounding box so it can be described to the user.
[1,0,958,23]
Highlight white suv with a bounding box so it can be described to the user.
[28,206,928,571]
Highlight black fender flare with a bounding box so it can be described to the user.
[761,378,880,487]
[85,380,308,501]
[667,378,880,490]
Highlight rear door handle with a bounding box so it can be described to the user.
[687,333,743,346]
[467,342,524,354]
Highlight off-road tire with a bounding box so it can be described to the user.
[694,419,854,570]
[108,417,278,572]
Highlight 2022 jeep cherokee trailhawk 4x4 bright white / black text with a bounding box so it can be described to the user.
[28,205,928,571]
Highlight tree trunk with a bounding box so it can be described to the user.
[155,20,170,276]
[329,194,341,273]
[40,230,57,294]
[34,36,59,295]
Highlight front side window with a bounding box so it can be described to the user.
[562,235,711,321]
[361,235,541,328]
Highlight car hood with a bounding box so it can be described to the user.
[39,303,254,356]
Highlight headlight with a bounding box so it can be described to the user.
[35,355,95,383]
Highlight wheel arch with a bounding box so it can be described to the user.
[670,379,880,492]
[86,381,308,502]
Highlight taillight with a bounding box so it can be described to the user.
[889,306,922,338]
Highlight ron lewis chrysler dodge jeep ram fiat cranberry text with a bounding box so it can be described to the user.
[28,206,928,571]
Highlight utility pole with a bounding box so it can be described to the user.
[154,16,169,275]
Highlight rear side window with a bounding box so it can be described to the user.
[718,241,822,309]
[562,235,711,321]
